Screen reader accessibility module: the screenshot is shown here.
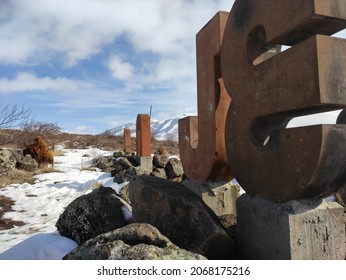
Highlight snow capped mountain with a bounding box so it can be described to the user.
[102,114,195,141]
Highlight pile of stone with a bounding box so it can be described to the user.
[96,151,184,184]
[0,148,38,174]
[56,176,238,260]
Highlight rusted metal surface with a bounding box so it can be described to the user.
[337,109,346,124]
[136,114,151,157]
[221,0,346,202]
[178,11,233,182]
[123,128,132,154]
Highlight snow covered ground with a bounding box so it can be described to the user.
[0,147,118,260]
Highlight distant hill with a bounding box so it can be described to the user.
[101,114,195,141]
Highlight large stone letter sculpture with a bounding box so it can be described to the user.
[221,0,346,202]
[136,114,151,157]
[179,11,233,181]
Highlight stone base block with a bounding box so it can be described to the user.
[237,194,345,260]
[136,156,152,172]
[183,180,240,216]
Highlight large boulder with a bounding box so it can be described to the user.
[0,149,16,174]
[56,187,131,245]
[129,176,236,259]
[63,223,206,260]
[16,154,38,172]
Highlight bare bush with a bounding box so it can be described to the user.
[21,121,61,138]
[0,104,32,129]
[0,104,63,148]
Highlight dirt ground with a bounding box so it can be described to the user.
[0,195,25,230]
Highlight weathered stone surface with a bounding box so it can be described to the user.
[237,194,345,260]
[113,166,150,184]
[153,154,169,168]
[340,185,346,206]
[63,223,206,260]
[183,180,240,216]
[96,156,114,172]
[7,149,23,163]
[117,183,131,205]
[16,154,38,172]
[150,168,167,179]
[219,214,237,238]
[129,176,236,259]
[56,187,130,245]
[136,156,152,173]
[0,149,16,174]
[110,157,133,177]
[113,151,126,158]
[164,158,184,181]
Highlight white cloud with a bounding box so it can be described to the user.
[73,125,95,134]
[0,0,233,66]
[107,55,135,81]
[0,0,236,133]
[0,72,93,93]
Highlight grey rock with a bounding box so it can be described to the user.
[0,149,16,174]
[129,176,236,259]
[56,187,130,245]
[8,149,23,163]
[63,223,206,260]
[153,154,169,168]
[113,166,150,184]
[113,151,126,158]
[110,157,133,177]
[16,154,38,172]
[117,183,131,205]
[165,158,184,181]
[150,168,167,179]
[96,156,114,172]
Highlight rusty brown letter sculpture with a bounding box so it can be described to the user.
[179,12,233,181]
[123,128,132,154]
[136,114,151,157]
[221,0,346,202]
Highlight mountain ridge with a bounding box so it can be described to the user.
[101,114,195,141]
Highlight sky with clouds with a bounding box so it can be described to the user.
[0,0,345,135]
[0,0,235,134]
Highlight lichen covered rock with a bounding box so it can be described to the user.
[63,223,206,260]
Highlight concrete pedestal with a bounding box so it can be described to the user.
[183,180,240,216]
[237,194,345,259]
[136,156,152,173]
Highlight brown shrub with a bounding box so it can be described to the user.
[23,136,54,165]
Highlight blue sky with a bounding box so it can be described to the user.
[0,0,345,135]
[0,0,235,134]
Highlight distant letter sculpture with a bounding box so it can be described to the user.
[124,128,132,154]
[179,12,233,181]
[221,0,346,202]
[136,114,151,157]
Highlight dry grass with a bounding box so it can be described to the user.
[0,166,61,188]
